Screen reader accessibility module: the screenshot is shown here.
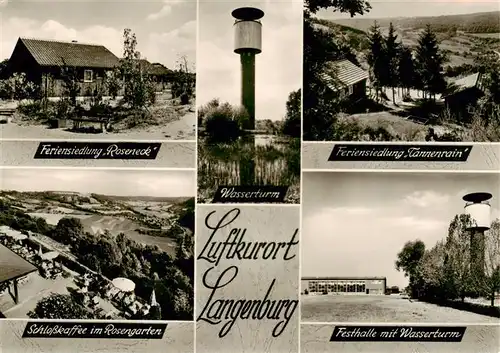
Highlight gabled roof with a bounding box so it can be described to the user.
[322,59,369,90]
[132,59,171,75]
[0,243,37,284]
[444,72,483,97]
[16,38,120,69]
[453,73,481,91]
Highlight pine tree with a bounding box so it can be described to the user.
[414,25,447,100]
[385,23,400,104]
[367,21,385,102]
[398,45,415,98]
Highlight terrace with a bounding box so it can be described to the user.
[0,225,159,319]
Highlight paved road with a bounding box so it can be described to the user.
[301,294,499,323]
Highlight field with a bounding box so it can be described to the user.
[301,295,499,323]
[0,191,190,255]
[323,14,500,70]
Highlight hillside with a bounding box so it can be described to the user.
[315,11,500,70]
[0,190,190,204]
[330,11,500,34]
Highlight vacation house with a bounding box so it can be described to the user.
[443,72,485,121]
[133,59,173,92]
[7,37,174,97]
[322,59,368,99]
[7,38,121,97]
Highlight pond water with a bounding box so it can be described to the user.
[198,134,300,202]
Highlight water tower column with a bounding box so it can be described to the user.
[240,52,256,128]
[463,192,492,277]
[232,7,264,130]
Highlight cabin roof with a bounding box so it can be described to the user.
[15,38,120,69]
[454,73,480,90]
[131,59,171,75]
[0,243,37,284]
[322,59,369,90]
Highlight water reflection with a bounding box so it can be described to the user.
[198,134,300,203]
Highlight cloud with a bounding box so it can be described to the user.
[147,2,173,21]
[302,206,449,288]
[323,206,374,216]
[380,215,447,232]
[404,190,450,208]
[146,20,196,68]
[2,16,195,69]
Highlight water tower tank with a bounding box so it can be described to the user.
[232,7,264,54]
[463,192,492,231]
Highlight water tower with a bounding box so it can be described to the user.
[463,192,492,276]
[232,7,264,130]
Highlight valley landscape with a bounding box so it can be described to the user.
[320,11,500,70]
[5,191,192,255]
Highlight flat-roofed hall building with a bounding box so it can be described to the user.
[301,277,387,295]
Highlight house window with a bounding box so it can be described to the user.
[84,70,93,83]
[348,85,354,95]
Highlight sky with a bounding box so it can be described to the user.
[0,168,195,197]
[197,0,302,121]
[319,0,499,20]
[0,0,196,70]
[302,172,500,289]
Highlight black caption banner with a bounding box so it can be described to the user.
[34,142,161,160]
[330,326,466,342]
[22,321,167,339]
[328,144,472,162]
[212,186,288,203]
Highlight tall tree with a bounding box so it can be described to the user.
[395,240,426,298]
[303,0,371,141]
[385,23,400,104]
[417,241,446,299]
[483,219,500,306]
[398,45,415,97]
[414,25,447,100]
[283,89,301,138]
[121,28,155,108]
[367,21,386,102]
[444,214,474,301]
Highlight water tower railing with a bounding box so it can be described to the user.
[464,201,491,207]
[234,19,262,24]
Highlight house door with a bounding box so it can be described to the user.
[366,289,369,294]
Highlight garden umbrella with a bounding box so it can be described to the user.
[41,251,59,261]
[150,289,158,306]
[6,229,27,241]
[112,277,136,292]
